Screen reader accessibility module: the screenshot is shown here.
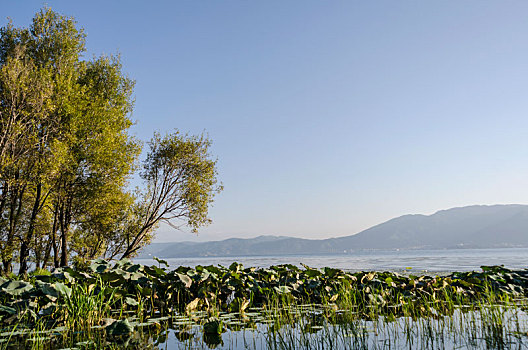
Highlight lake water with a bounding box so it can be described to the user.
[134,247,528,273]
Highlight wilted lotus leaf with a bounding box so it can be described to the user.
[1,280,33,296]
[186,298,201,312]
[124,297,138,306]
[177,273,192,288]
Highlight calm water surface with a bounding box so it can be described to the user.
[135,247,528,273]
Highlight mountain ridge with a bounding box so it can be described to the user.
[137,205,528,258]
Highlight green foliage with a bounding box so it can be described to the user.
[0,8,221,272]
[120,131,222,258]
[0,262,527,348]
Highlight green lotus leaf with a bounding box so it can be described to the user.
[113,258,132,267]
[100,271,124,283]
[128,272,146,282]
[144,265,166,277]
[1,280,33,296]
[153,257,169,267]
[204,265,223,276]
[137,286,152,297]
[229,262,242,273]
[54,282,71,298]
[51,268,76,283]
[124,264,143,273]
[274,286,291,294]
[34,274,53,283]
[35,281,59,299]
[0,305,16,315]
[90,261,109,273]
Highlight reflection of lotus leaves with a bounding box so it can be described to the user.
[203,317,223,334]
[175,331,194,341]
[106,319,134,336]
[203,332,223,349]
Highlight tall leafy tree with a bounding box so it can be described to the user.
[120,132,222,259]
[0,8,221,273]
[0,8,140,273]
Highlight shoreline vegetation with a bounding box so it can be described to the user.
[1,260,528,348]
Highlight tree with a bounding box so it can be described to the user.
[0,8,140,273]
[0,8,221,273]
[120,132,222,259]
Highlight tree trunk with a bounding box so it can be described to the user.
[2,182,25,274]
[19,183,42,275]
[42,239,52,270]
[51,206,59,268]
[59,198,72,267]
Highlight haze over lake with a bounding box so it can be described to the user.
[135,247,528,273]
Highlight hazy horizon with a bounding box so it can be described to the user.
[154,203,527,243]
[5,2,528,243]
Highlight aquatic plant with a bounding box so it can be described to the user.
[1,261,528,348]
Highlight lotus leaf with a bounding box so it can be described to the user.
[54,282,71,297]
[1,280,33,296]
[90,261,109,273]
[124,297,138,306]
[153,257,169,267]
[144,265,166,277]
[186,298,201,312]
[274,286,291,294]
[113,258,132,267]
[35,281,59,300]
[124,264,143,273]
[0,305,16,315]
[177,273,192,288]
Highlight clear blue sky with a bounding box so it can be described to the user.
[4,1,528,242]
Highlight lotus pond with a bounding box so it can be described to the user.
[1,260,528,349]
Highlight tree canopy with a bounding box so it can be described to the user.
[0,8,221,274]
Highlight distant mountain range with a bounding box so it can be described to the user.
[137,205,528,258]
